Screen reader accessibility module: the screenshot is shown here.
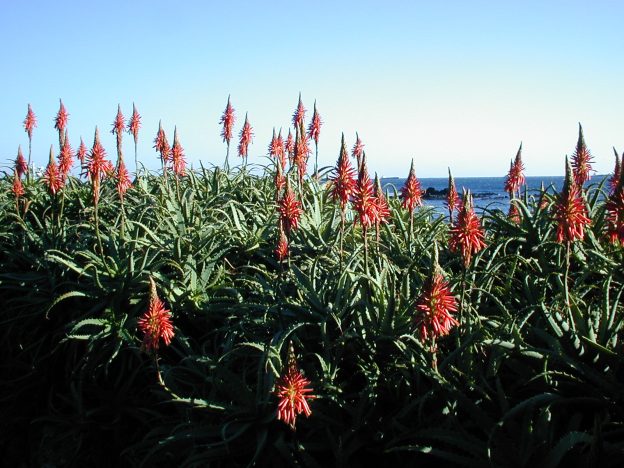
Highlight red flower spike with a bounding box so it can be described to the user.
[352,154,377,231]
[605,153,624,245]
[274,342,314,430]
[329,134,357,209]
[77,137,88,166]
[54,99,69,134]
[373,173,390,225]
[170,127,186,176]
[275,223,289,261]
[58,131,74,179]
[307,101,321,145]
[269,128,286,171]
[446,168,460,222]
[415,272,459,342]
[609,147,621,195]
[13,170,25,199]
[111,104,125,136]
[137,277,175,353]
[219,95,235,145]
[275,159,286,195]
[154,121,171,165]
[127,103,141,143]
[351,132,364,163]
[553,157,591,244]
[415,272,459,341]
[15,146,28,178]
[400,159,423,213]
[86,127,114,206]
[508,201,521,224]
[23,104,37,140]
[43,146,63,195]
[286,129,295,166]
[116,159,132,199]
[449,191,487,267]
[504,143,525,195]
[292,93,306,129]
[571,123,593,187]
[294,129,311,183]
[278,180,303,234]
[238,113,253,158]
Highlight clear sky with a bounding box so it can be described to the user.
[1,0,622,177]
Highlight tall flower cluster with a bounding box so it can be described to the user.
[329,134,356,209]
[137,277,175,353]
[307,101,321,145]
[605,152,624,245]
[373,174,390,226]
[54,99,69,147]
[12,170,25,199]
[609,148,621,195]
[15,146,28,178]
[23,103,37,140]
[400,159,423,213]
[86,128,114,206]
[415,271,459,342]
[571,124,593,187]
[553,158,591,244]
[274,343,314,430]
[154,121,171,169]
[127,103,141,145]
[292,93,306,128]
[274,222,289,262]
[503,143,525,196]
[352,155,377,231]
[58,131,74,180]
[446,168,460,223]
[220,96,235,145]
[285,130,295,166]
[278,180,303,235]
[112,105,125,147]
[43,146,63,195]
[238,113,253,160]
[449,191,486,267]
[269,129,286,193]
[294,129,311,184]
[351,133,364,167]
[170,127,186,176]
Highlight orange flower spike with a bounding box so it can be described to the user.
[285,129,295,166]
[170,127,186,176]
[111,104,125,137]
[275,223,289,261]
[154,121,171,166]
[127,103,141,144]
[86,127,114,206]
[116,159,132,199]
[58,130,74,180]
[503,143,525,195]
[605,152,624,245]
[137,277,175,353]
[373,173,390,225]
[553,157,591,244]
[219,95,235,145]
[571,123,593,187]
[351,132,364,163]
[278,179,303,234]
[292,92,306,128]
[446,168,460,222]
[274,342,315,430]
[15,146,28,178]
[12,170,25,199]
[415,271,459,341]
[352,154,377,230]
[307,100,322,145]
[238,113,253,158]
[329,134,357,209]
[609,147,621,195]
[400,159,423,213]
[449,191,487,267]
[43,145,63,195]
[23,103,37,140]
[54,99,69,134]
[77,137,88,166]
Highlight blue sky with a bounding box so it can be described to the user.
[1,0,622,177]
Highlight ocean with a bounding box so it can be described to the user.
[380,175,609,215]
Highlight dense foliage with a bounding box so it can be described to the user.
[2,111,624,466]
